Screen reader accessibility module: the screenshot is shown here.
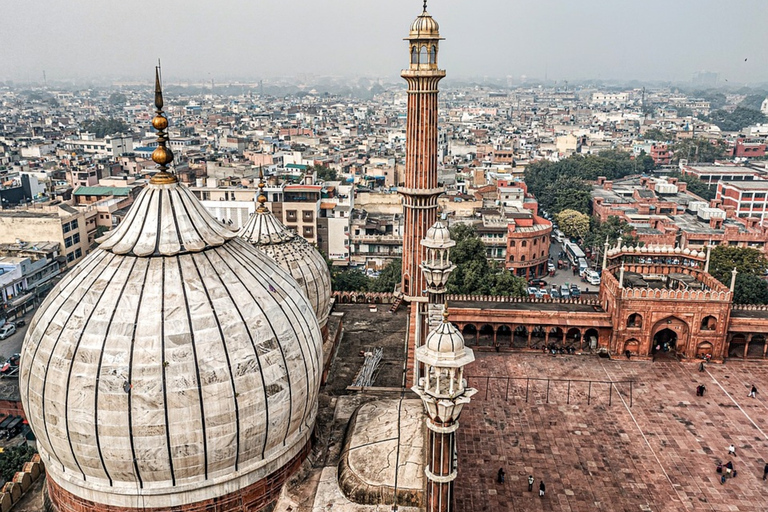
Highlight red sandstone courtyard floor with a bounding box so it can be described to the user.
[454,353,768,512]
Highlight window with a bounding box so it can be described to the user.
[509,241,516,247]
[63,222,71,234]
[286,210,298,222]
[302,210,314,222]
[64,236,73,248]
[71,219,78,229]
[521,255,526,262]
[627,313,642,328]
[75,248,82,259]
[72,233,80,244]
[509,255,515,262]
[66,252,75,262]
[303,226,314,238]
[521,241,527,247]
[700,316,717,331]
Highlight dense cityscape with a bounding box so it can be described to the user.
[1,2,768,511]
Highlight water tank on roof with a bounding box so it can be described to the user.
[688,201,708,213]
[655,182,679,195]
[697,207,726,221]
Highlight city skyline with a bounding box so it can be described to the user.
[2,0,768,85]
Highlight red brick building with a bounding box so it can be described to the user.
[505,216,552,278]
[650,142,672,165]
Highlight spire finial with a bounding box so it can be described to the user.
[423,0,428,12]
[150,62,176,185]
[256,165,268,212]
[442,301,449,323]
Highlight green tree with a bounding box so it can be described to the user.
[332,268,370,292]
[703,107,767,132]
[670,138,727,164]
[446,224,527,297]
[739,93,768,111]
[643,128,673,141]
[109,92,127,105]
[311,164,339,182]
[733,273,768,305]
[708,246,768,286]
[582,216,639,254]
[369,259,401,293]
[81,117,130,138]
[0,444,37,482]
[555,209,590,240]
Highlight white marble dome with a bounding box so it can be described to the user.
[20,180,322,508]
[238,203,332,329]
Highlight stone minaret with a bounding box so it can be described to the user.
[400,1,445,301]
[412,306,476,512]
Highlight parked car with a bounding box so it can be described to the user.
[13,319,25,328]
[0,324,16,340]
[550,288,561,299]
[570,287,581,298]
[529,278,548,288]
[585,270,601,286]
[0,354,20,376]
[527,287,539,297]
[559,284,571,299]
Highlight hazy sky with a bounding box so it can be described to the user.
[2,0,767,85]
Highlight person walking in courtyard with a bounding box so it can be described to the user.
[729,444,736,456]
[763,462,768,481]
[528,475,534,492]
[539,480,545,497]
[699,361,705,372]
[497,467,505,484]
[749,385,758,398]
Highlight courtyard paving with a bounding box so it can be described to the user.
[454,353,768,512]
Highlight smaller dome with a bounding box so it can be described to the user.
[674,247,682,254]
[683,248,691,255]
[640,246,648,253]
[416,309,475,369]
[422,221,455,249]
[697,250,706,258]
[621,245,628,252]
[426,319,464,354]
[628,246,636,253]
[410,11,440,37]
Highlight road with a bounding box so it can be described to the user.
[536,240,598,296]
[0,315,29,363]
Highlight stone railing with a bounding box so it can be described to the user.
[0,452,42,511]
[731,304,768,311]
[332,291,396,304]
[620,287,730,301]
[445,294,602,306]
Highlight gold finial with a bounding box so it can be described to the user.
[423,0,428,12]
[442,301,449,323]
[150,63,177,185]
[256,165,268,212]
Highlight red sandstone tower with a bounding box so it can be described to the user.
[400,1,445,301]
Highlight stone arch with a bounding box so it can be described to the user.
[549,326,564,342]
[531,325,546,349]
[651,316,689,355]
[497,325,512,347]
[419,45,428,65]
[411,46,418,64]
[584,328,599,350]
[521,240,527,247]
[700,315,717,331]
[429,45,437,64]
[513,325,528,348]
[462,324,478,346]
[624,338,640,355]
[478,324,494,347]
[728,334,747,358]
[747,335,766,358]
[627,313,643,328]
[696,341,713,357]
[565,327,581,349]
[521,255,526,262]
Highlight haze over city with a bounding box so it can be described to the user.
[3,0,768,85]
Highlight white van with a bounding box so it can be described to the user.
[585,270,601,286]
[553,230,564,243]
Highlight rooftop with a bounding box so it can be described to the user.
[73,186,132,196]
